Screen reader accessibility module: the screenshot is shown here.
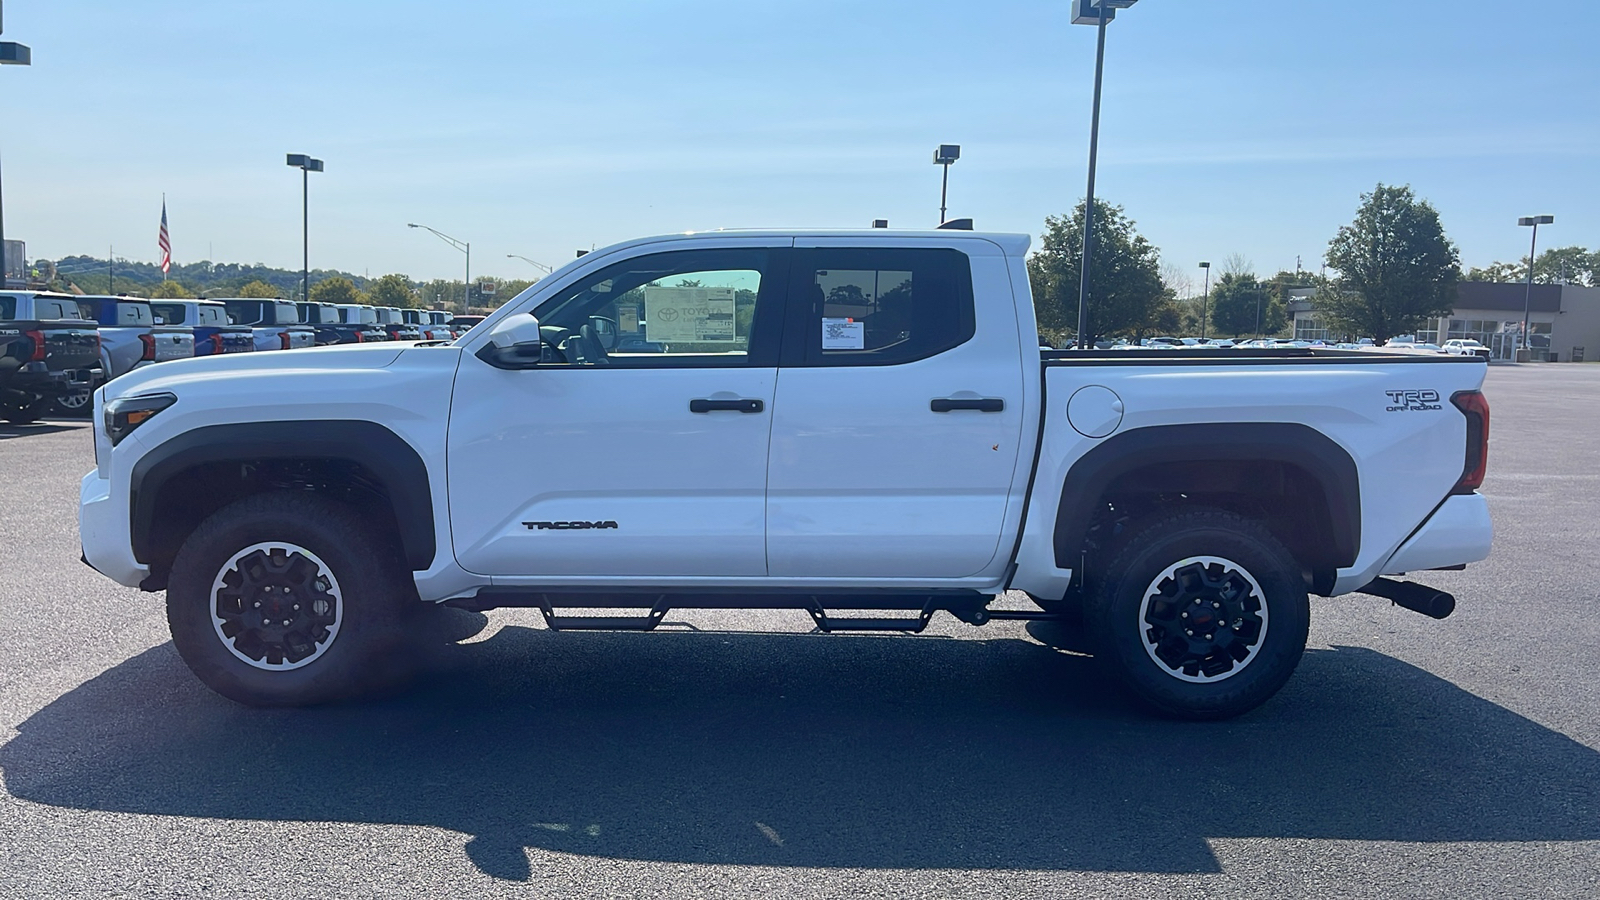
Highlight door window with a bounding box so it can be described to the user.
[530,248,782,367]
[785,247,976,366]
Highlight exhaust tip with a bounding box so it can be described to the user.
[1359,577,1456,620]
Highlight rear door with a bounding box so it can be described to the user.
[765,239,1027,579]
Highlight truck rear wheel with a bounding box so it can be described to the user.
[2,394,52,424]
[166,492,415,706]
[1085,509,1309,720]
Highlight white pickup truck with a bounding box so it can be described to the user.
[79,229,1493,719]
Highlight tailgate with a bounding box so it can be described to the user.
[150,326,195,362]
[285,326,316,350]
[219,327,255,353]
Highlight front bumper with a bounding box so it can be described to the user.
[1381,493,1493,575]
[79,470,149,588]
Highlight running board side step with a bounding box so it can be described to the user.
[446,589,1068,633]
[1358,578,1456,620]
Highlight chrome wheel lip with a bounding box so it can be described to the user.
[209,541,343,672]
[1137,555,1269,684]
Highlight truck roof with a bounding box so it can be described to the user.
[596,229,1032,258]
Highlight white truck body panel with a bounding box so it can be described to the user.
[80,230,1492,610]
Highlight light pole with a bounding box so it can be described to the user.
[1070,0,1139,349]
[506,253,552,274]
[933,144,960,224]
[1198,261,1211,341]
[409,223,471,312]
[1517,215,1553,357]
[285,154,324,302]
[0,34,32,289]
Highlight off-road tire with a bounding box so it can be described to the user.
[166,492,416,706]
[1085,508,1309,720]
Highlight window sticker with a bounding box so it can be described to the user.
[642,287,737,342]
[822,317,864,350]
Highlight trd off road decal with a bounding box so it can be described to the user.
[523,521,620,530]
[1384,389,1442,412]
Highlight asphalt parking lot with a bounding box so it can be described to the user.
[2,364,1598,899]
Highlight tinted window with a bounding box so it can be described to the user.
[0,297,13,319]
[151,303,188,325]
[224,301,264,325]
[787,247,975,366]
[34,297,81,320]
[117,302,154,327]
[531,248,779,368]
[272,302,298,325]
[196,304,226,327]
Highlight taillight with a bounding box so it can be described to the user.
[1451,390,1490,494]
[211,334,225,354]
[279,331,292,350]
[139,333,156,361]
[23,330,46,362]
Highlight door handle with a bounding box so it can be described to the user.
[931,397,1004,413]
[690,398,765,413]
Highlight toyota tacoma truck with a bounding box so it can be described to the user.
[1,291,101,422]
[78,229,1493,718]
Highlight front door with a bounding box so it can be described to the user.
[447,242,788,579]
[765,240,1027,579]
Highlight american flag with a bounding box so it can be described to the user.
[158,199,172,276]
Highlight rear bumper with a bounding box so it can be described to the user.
[79,470,148,588]
[1381,493,1493,575]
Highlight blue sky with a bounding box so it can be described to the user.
[4,0,1596,286]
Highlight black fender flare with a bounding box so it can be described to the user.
[130,420,436,571]
[1052,422,1360,570]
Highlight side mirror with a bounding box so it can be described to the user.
[477,314,544,369]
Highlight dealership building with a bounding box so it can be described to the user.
[1290,282,1600,361]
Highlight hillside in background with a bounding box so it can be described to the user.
[46,255,367,298]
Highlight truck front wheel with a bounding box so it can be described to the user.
[1086,509,1309,720]
[166,492,414,706]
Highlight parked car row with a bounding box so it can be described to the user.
[1,290,475,422]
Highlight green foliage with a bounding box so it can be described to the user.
[1467,246,1598,287]
[1027,198,1168,342]
[309,276,365,306]
[47,255,367,300]
[1316,184,1461,344]
[367,274,419,309]
[236,280,281,298]
[149,281,195,299]
[1208,272,1285,338]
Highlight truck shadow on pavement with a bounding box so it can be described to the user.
[5,617,1599,880]
[0,421,83,440]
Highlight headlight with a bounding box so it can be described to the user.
[104,393,177,446]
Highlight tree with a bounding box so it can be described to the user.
[1027,198,1166,344]
[1315,184,1461,344]
[237,280,281,298]
[309,276,364,306]
[149,280,195,299]
[1466,247,1598,286]
[1208,272,1284,338]
[367,273,418,309]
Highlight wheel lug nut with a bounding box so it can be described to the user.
[1181,612,1188,619]
[253,601,261,608]
[293,604,300,611]
[1205,633,1214,640]
[283,619,292,627]
[1185,629,1194,636]
[1212,602,1221,609]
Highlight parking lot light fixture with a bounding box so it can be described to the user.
[1517,215,1553,355]
[1070,0,1139,349]
[506,253,552,274]
[1198,261,1211,340]
[409,223,471,312]
[933,144,960,224]
[0,40,32,289]
[286,154,324,303]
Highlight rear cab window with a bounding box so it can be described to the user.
[34,297,83,320]
[150,303,188,326]
[0,296,13,319]
[116,301,154,327]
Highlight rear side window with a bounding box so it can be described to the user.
[197,305,226,327]
[150,303,187,325]
[0,297,13,319]
[786,247,976,366]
